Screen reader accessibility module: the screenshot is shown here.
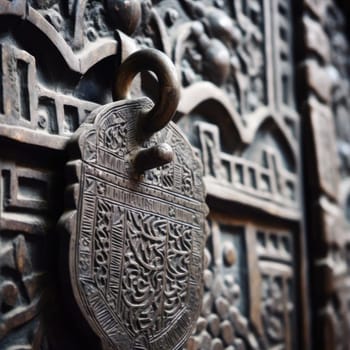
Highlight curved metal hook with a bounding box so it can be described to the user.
[114,48,180,134]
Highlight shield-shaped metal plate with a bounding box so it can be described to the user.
[60,97,207,350]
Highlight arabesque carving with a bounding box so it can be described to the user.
[60,97,207,350]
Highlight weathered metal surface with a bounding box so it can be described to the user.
[59,48,208,350]
[61,99,207,350]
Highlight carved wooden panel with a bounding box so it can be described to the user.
[2,0,350,349]
[301,1,350,349]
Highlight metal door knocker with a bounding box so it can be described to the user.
[59,49,208,350]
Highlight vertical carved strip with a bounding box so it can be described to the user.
[17,59,30,121]
[246,224,263,335]
[0,45,3,115]
[64,105,79,133]
[72,0,88,50]
[300,0,350,348]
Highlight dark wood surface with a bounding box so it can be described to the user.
[0,0,349,349]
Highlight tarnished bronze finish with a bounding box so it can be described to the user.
[114,49,180,134]
[132,143,174,173]
[113,48,180,173]
[60,49,208,350]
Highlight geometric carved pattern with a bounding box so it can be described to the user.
[0,43,98,138]
[0,151,61,349]
[195,121,297,209]
[184,219,297,350]
[257,229,296,350]
[0,234,44,348]
[0,2,123,343]
[0,163,54,233]
[166,0,300,221]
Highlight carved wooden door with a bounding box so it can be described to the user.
[0,1,350,350]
